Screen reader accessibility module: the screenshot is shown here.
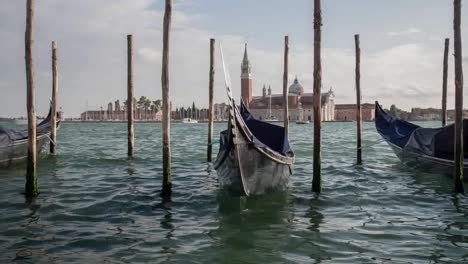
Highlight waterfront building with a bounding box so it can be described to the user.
[240,44,335,121]
[214,103,229,121]
[410,108,442,121]
[334,103,375,121]
[80,108,162,121]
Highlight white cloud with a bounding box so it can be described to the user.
[138,48,161,62]
[0,1,463,117]
[386,28,421,37]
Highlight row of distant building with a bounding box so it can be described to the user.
[79,44,465,122]
[79,103,467,122]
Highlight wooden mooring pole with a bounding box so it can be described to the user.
[312,0,322,193]
[283,36,289,136]
[442,38,449,127]
[127,34,134,157]
[453,0,464,193]
[161,0,172,197]
[355,34,362,165]
[207,38,215,162]
[25,0,37,198]
[50,41,58,155]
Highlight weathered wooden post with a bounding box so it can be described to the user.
[355,34,362,165]
[453,0,464,193]
[312,0,322,193]
[442,38,449,126]
[127,34,134,157]
[283,36,289,136]
[50,41,58,155]
[207,38,215,162]
[161,0,172,197]
[25,0,37,198]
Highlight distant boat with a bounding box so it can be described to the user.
[181,118,198,124]
[375,101,468,178]
[296,120,310,124]
[0,107,60,168]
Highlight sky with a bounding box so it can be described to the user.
[0,0,468,117]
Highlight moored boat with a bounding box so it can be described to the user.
[214,100,295,196]
[375,101,468,178]
[0,108,60,168]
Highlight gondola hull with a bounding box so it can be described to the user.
[214,133,292,196]
[0,134,50,168]
[214,100,294,196]
[385,140,468,179]
[0,107,60,169]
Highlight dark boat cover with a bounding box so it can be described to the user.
[375,102,468,159]
[0,109,54,147]
[219,102,291,156]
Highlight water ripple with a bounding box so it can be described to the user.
[0,122,467,263]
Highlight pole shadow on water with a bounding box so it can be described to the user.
[291,194,329,262]
[44,154,58,178]
[125,158,135,177]
[450,194,468,214]
[211,192,294,262]
[159,199,175,262]
[389,163,460,194]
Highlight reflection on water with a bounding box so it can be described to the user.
[213,192,293,263]
[0,122,467,263]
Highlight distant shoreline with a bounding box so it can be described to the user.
[62,120,226,124]
[61,120,359,124]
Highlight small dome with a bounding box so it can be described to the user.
[289,76,304,95]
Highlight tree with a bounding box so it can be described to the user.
[187,107,192,120]
[115,100,120,113]
[144,98,151,119]
[137,96,147,119]
[192,102,196,119]
[123,97,138,117]
[153,99,162,112]
[389,104,400,118]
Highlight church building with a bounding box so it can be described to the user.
[240,44,335,121]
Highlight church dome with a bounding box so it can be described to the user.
[289,76,304,95]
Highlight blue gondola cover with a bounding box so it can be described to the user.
[375,102,468,160]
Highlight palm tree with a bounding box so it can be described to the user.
[144,98,151,120]
[123,97,138,118]
[153,100,162,113]
[137,96,147,120]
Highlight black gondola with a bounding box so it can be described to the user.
[0,108,60,168]
[214,98,295,196]
[375,101,468,178]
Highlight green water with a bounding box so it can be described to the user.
[0,122,467,263]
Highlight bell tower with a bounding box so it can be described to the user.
[241,43,252,106]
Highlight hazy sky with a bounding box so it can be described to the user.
[0,0,467,117]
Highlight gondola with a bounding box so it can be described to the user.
[0,108,60,168]
[214,97,295,196]
[375,101,468,178]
